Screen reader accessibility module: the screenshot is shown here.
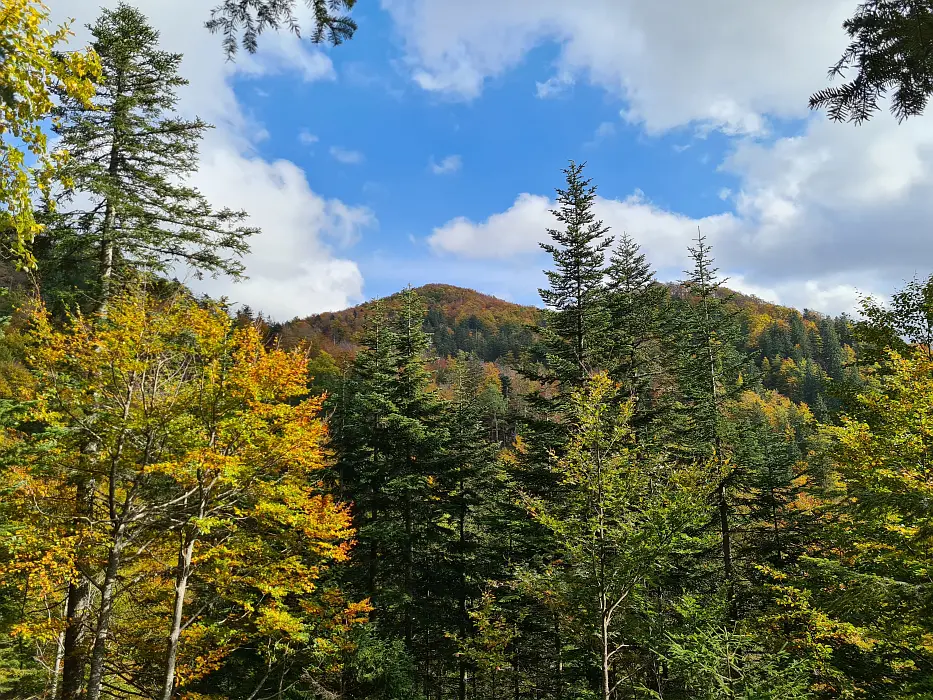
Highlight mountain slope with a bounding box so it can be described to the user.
[277,284,540,362]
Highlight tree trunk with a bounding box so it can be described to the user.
[97,230,114,317]
[159,528,196,700]
[458,476,468,700]
[60,476,95,700]
[85,525,126,700]
[601,611,611,700]
[96,69,123,318]
[404,490,413,649]
[51,624,65,699]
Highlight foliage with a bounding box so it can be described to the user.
[206,0,357,57]
[0,0,99,265]
[811,0,933,123]
[0,288,361,698]
[48,3,256,313]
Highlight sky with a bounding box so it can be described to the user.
[50,0,933,321]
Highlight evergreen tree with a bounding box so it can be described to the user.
[522,372,708,700]
[537,161,613,394]
[604,232,673,435]
[811,0,933,124]
[207,0,357,57]
[48,4,256,314]
[673,230,749,617]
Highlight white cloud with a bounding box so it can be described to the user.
[425,183,892,315]
[429,193,552,258]
[535,72,574,99]
[232,37,336,83]
[430,154,462,175]
[51,0,369,320]
[298,129,319,145]
[394,0,933,314]
[330,146,365,164]
[381,0,855,134]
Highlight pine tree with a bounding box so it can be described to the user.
[674,230,748,618]
[604,232,673,436]
[49,4,256,315]
[537,161,613,394]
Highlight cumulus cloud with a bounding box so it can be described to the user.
[381,0,854,134]
[429,155,462,175]
[331,146,365,164]
[396,0,932,313]
[426,184,892,315]
[52,0,370,320]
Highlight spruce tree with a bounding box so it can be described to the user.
[537,161,613,394]
[674,230,748,617]
[604,232,673,436]
[49,4,256,314]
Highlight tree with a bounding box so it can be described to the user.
[674,230,749,617]
[50,4,256,315]
[523,372,708,700]
[604,232,672,434]
[0,0,98,265]
[2,288,361,700]
[537,161,613,396]
[206,0,357,57]
[855,273,933,367]
[810,0,933,123]
[813,349,933,696]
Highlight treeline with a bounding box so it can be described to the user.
[3,3,933,700]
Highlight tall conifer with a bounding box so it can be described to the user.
[48,4,255,314]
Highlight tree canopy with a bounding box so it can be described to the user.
[811,0,933,123]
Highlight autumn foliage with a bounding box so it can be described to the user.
[0,289,364,698]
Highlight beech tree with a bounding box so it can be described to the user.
[2,289,361,699]
[0,0,98,265]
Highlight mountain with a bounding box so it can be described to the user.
[276,283,540,363]
[271,282,860,416]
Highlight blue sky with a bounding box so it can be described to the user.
[233,10,745,305]
[55,0,933,320]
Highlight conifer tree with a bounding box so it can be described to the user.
[674,230,748,615]
[523,372,708,700]
[207,0,357,58]
[604,232,673,435]
[49,4,256,314]
[537,161,613,394]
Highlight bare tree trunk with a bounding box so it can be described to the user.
[159,528,196,700]
[601,610,611,700]
[85,525,126,700]
[60,476,95,700]
[51,624,65,699]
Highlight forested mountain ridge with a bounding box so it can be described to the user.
[273,283,540,363]
[271,281,858,418]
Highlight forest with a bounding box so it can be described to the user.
[3,1,933,699]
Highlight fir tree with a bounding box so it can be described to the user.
[604,232,673,435]
[537,161,613,394]
[49,4,256,315]
[674,230,749,617]
[207,0,357,58]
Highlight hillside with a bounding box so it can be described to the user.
[273,282,859,418]
[276,283,541,363]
